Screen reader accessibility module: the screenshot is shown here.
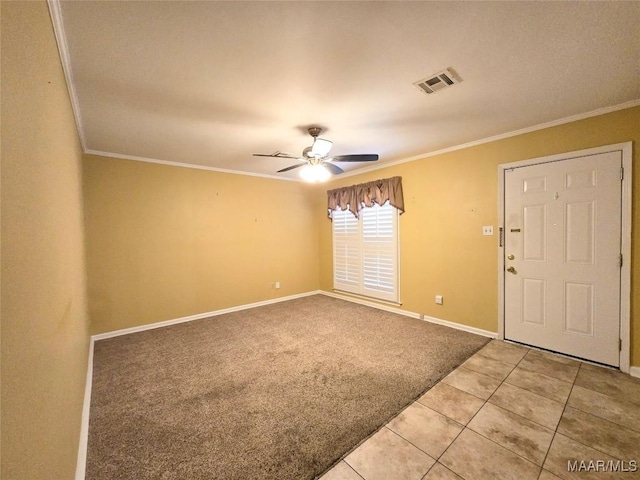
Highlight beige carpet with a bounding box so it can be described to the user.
[87,295,489,479]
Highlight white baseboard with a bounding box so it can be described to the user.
[421,315,498,339]
[320,290,421,319]
[321,290,497,339]
[92,290,322,341]
[630,366,640,379]
[75,338,94,480]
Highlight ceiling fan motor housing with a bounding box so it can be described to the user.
[308,127,322,138]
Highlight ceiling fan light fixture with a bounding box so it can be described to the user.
[311,138,333,157]
[299,163,331,183]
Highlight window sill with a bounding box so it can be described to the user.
[332,289,402,307]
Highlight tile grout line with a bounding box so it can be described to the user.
[536,360,580,474]
[428,379,490,403]
[502,360,575,408]
[547,363,629,463]
[419,462,461,480]
[567,386,640,434]
[378,425,438,467]
[507,368,574,388]
[484,365,567,431]
[549,432,626,464]
[536,361,628,476]
[433,343,539,479]
[479,402,556,433]
[454,348,545,475]
[342,460,365,480]
[576,366,640,400]
[465,350,576,433]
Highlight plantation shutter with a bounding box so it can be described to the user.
[361,203,398,302]
[331,201,399,303]
[332,207,361,294]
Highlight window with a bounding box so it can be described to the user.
[332,201,399,303]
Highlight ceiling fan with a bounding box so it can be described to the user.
[253,127,379,181]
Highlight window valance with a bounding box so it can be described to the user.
[327,176,404,219]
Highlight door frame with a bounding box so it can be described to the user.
[497,142,632,372]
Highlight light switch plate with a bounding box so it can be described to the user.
[482,225,494,236]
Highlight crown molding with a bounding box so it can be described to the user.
[47,0,87,151]
[85,149,299,182]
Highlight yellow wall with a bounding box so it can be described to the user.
[83,156,320,334]
[1,2,90,479]
[317,106,640,366]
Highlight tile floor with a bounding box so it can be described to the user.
[319,339,640,480]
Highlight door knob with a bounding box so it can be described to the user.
[506,266,517,274]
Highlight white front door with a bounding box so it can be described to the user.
[504,151,622,366]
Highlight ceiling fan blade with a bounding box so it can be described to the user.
[323,162,344,175]
[331,154,379,162]
[253,152,300,160]
[277,163,307,173]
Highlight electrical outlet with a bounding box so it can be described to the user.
[482,225,494,236]
[274,281,280,289]
[435,295,443,305]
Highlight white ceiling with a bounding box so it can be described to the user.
[55,1,640,181]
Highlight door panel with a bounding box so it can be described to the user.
[564,282,593,335]
[504,151,622,366]
[565,201,594,264]
[522,278,545,326]
[523,204,547,261]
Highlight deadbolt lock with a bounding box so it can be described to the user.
[507,254,515,260]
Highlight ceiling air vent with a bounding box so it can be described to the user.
[413,68,462,95]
